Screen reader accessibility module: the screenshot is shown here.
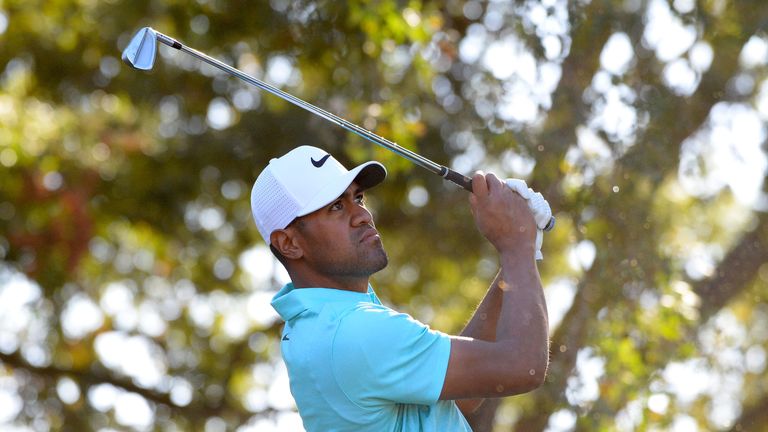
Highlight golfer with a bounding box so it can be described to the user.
[251,146,549,431]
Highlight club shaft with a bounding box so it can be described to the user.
[156,33,447,177]
[153,30,554,231]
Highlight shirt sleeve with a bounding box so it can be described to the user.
[331,304,451,406]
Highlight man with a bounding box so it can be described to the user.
[251,145,549,431]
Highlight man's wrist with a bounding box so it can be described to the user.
[492,251,540,297]
[496,240,536,261]
[497,247,538,280]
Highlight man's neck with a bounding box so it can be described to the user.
[290,273,370,293]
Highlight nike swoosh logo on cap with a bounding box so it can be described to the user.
[311,154,331,168]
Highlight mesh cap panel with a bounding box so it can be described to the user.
[250,167,301,245]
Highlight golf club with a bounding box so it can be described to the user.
[122,27,555,231]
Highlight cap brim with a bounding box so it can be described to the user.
[296,161,386,217]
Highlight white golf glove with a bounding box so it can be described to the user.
[505,179,552,261]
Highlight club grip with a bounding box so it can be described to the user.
[443,167,556,231]
[443,168,474,192]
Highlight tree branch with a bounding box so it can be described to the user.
[530,0,616,197]
[693,205,768,321]
[727,395,768,432]
[0,350,257,425]
[618,1,766,184]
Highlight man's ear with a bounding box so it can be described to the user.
[270,229,303,260]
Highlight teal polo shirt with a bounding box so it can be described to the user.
[271,283,472,432]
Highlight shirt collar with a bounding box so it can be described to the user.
[271,283,380,321]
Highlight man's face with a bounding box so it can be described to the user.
[292,182,388,279]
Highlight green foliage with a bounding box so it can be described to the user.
[1,0,768,431]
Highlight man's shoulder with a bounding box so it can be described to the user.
[329,302,387,341]
[334,303,438,351]
[336,302,411,331]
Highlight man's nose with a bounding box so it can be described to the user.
[351,202,373,226]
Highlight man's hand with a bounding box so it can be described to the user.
[468,172,537,256]
[505,178,552,260]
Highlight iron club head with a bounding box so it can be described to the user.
[122,27,158,70]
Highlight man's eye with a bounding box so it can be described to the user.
[355,194,365,204]
[330,201,343,211]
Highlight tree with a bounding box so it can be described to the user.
[0,0,766,430]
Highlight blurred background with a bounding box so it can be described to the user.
[1,0,767,431]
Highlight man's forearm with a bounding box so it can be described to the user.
[496,249,549,379]
[459,271,504,340]
[455,269,507,416]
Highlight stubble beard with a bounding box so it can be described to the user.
[359,238,389,275]
[324,237,389,279]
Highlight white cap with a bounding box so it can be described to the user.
[251,146,387,245]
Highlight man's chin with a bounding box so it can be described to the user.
[372,257,388,274]
[366,248,389,275]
